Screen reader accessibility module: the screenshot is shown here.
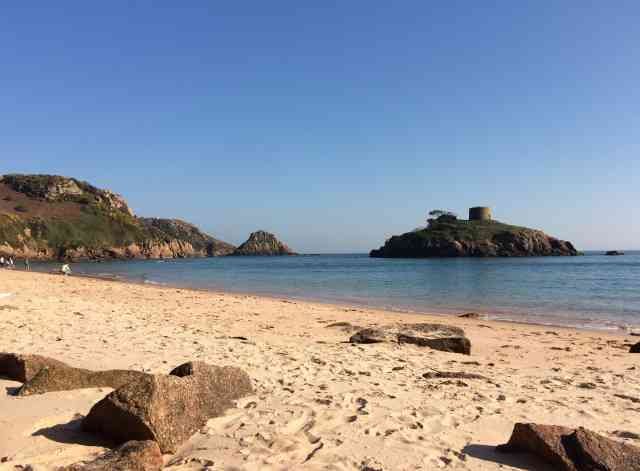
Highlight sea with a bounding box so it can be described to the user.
[30,251,640,332]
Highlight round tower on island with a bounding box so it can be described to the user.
[469,206,492,221]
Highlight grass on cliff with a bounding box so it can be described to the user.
[414,219,537,242]
[0,206,146,252]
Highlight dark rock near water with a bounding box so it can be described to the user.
[630,342,640,353]
[83,361,253,453]
[232,230,296,256]
[58,440,162,471]
[370,218,578,258]
[0,352,68,383]
[458,312,483,319]
[349,323,470,355]
[605,250,624,256]
[497,423,640,471]
[19,365,149,396]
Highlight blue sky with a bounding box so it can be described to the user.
[1,2,638,252]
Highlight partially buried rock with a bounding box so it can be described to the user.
[58,440,162,471]
[458,312,483,319]
[19,365,149,396]
[0,352,69,383]
[630,342,640,353]
[350,323,471,355]
[497,423,640,471]
[83,361,253,453]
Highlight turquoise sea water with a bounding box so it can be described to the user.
[31,252,640,331]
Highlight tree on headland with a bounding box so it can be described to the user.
[427,209,458,227]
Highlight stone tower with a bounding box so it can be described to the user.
[469,206,492,221]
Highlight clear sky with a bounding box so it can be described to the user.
[1,2,638,252]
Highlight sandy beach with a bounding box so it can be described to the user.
[0,270,638,470]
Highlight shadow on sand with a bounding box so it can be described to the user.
[32,417,113,448]
[462,444,549,470]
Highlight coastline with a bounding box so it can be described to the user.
[1,270,638,469]
[26,264,640,335]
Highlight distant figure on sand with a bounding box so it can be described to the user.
[24,258,30,271]
[0,256,4,267]
[61,263,72,276]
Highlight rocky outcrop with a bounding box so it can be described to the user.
[370,218,578,258]
[232,230,296,256]
[630,342,640,353]
[19,365,149,396]
[497,423,640,471]
[349,323,471,354]
[83,361,253,453]
[58,440,162,471]
[0,174,234,260]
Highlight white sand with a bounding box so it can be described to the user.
[0,270,638,470]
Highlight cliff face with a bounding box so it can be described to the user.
[370,219,578,258]
[232,231,296,256]
[0,174,234,260]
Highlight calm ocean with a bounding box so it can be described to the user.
[32,252,640,331]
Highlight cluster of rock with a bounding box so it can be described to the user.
[0,352,253,470]
[498,422,640,470]
[231,230,296,256]
[370,219,579,258]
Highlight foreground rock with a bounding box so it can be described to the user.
[232,230,296,256]
[59,440,162,471]
[19,364,149,396]
[83,361,253,453]
[497,423,640,470]
[631,342,640,353]
[349,323,471,354]
[0,352,69,383]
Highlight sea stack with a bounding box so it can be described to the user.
[232,230,296,256]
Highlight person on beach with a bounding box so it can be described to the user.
[0,256,4,267]
[61,263,72,276]
[24,258,30,271]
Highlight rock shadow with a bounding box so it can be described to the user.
[462,444,549,470]
[32,417,113,448]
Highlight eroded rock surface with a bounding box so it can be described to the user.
[19,365,149,396]
[0,352,69,383]
[83,361,253,453]
[349,323,471,354]
[58,440,162,471]
[497,423,640,471]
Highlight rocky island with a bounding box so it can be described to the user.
[232,230,296,256]
[370,207,579,258]
[0,174,235,260]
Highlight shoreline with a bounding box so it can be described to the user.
[0,269,638,470]
[20,266,639,336]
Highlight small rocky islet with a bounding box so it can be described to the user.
[370,207,579,258]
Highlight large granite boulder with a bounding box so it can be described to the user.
[0,352,69,383]
[58,440,162,471]
[630,342,640,353]
[231,230,296,256]
[349,323,471,354]
[497,423,640,471]
[83,361,253,453]
[19,365,149,396]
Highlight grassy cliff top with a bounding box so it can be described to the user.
[414,218,542,242]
